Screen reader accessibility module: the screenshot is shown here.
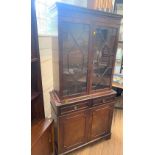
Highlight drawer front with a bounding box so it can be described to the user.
[60,101,89,115]
[92,96,115,107]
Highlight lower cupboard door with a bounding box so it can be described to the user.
[58,111,88,153]
[90,105,113,140]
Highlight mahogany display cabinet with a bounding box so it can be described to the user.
[50,3,122,155]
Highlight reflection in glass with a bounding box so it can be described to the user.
[114,42,123,74]
[62,22,89,96]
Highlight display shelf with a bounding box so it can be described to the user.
[31,57,39,63]
[31,91,41,101]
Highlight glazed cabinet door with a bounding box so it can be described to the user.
[61,22,90,97]
[89,104,114,140]
[91,25,118,91]
[58,110,88,153]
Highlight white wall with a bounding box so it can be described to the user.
[38,36,53,118]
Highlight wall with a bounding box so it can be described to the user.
[38,36,53,118]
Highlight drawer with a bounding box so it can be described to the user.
[92,96,115,107]
[60,101,89,115]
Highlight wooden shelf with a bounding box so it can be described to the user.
[31,119,53,147]
[31,57,39,63]
[31,91,41,101]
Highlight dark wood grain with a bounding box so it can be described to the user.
[31,57,39,63]
[89,104,114,140]
[31,91,41,101]
[67,109,123,155]
[31,119,53,147]
[59,110,88,153]
[31,119,54,155]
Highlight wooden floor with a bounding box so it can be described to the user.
[68,109,123,155]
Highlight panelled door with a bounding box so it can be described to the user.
[89,104,114,140]
[58,110,89,153]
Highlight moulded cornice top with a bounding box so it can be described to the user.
[50,2,122,19]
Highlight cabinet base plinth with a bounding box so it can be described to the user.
[54,133,111,155]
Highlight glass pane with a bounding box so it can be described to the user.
[114,43,123,74]
[62,22,89,96]
[92,27,117,90]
